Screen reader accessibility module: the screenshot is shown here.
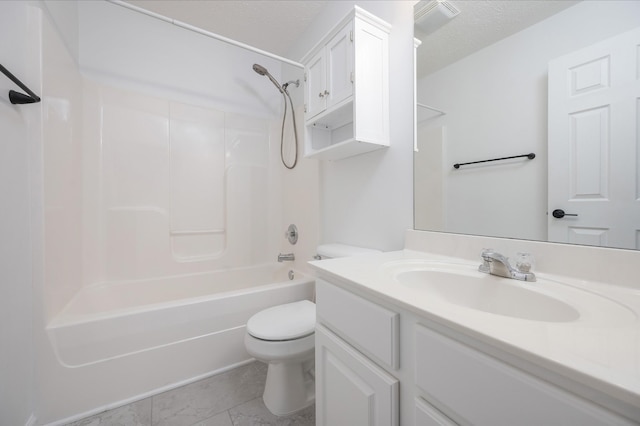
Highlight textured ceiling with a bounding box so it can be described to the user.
[125,0,331,58]
[416,0,579,77]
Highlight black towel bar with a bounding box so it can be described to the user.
[0,63,41,105]
[453,153,535,169]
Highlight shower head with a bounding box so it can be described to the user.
[252,63,268,76]
[253,63,283,93]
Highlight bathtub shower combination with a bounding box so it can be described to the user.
[37,1,312,423]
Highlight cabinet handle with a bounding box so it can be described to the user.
[324,90,330,96]
[318,92,324,98]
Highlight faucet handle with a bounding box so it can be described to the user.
[515,252,534,273]
[478,248,493,273]
[480,248,495,257]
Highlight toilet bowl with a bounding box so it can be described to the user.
[245,244,381,416]
[245,300,316,416]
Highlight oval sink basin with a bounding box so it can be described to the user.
[396,267,580,322]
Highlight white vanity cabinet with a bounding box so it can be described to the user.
[414,324,634,426]
[302,6,390,161]
[315,279,400,426]
[314,277,638,426]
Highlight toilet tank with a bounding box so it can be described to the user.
[316,243,381,260]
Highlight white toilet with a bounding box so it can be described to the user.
[244,244,381,416]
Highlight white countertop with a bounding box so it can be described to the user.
[309,248,640,415]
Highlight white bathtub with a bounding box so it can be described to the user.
[47,264,314,368]
[42,263,314,423]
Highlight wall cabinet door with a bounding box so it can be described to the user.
[316,325,398,426]
[305,49,326,119]
[325,23,353,109]
[305,22,353,120]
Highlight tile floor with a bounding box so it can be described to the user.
[65,361,315,426]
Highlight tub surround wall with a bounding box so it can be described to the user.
[81,81,275,282]
[42,0,85,322]
[77,1,286,289]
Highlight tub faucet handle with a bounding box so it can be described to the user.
[285,224,298,245]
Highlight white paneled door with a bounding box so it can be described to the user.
[548,27,640,249]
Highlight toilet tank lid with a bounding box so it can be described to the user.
[247,300,316,341]
[316,243,381,259]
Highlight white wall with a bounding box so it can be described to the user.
[288,1,416,252]
[0,2,38,425]
[416,1,640,241]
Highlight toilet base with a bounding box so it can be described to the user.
[263,358,315,416]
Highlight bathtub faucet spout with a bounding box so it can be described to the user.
[278,253,295,262]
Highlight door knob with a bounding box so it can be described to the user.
[552,209,578,219]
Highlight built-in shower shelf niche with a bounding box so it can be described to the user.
[302,6,390,161]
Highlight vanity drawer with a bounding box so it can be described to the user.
[414,324,633,426]
[316,279,399,369]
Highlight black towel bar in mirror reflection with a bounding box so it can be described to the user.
[0,63,41,104]
[453,153,535,169]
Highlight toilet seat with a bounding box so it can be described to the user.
[247,300,315,341]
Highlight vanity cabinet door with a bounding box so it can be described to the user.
[316,324,399,426]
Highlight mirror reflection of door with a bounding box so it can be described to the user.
[548,27,640,249]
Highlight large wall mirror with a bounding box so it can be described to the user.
[414,0,640,250]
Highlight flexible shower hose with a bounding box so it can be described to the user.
[280,87,298,170]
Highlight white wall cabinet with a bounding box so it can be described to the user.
[315,278,637,425]
[302,6,390,161]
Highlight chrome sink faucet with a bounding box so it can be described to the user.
[278,253,295,262]
[479,249,536,282]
